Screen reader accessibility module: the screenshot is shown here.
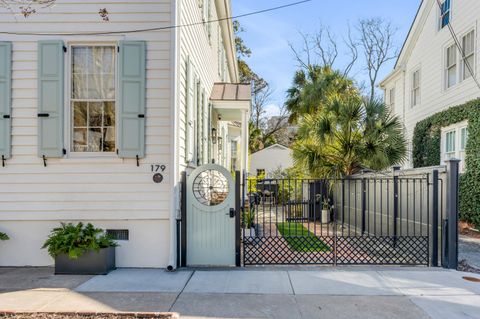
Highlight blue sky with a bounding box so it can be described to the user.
[231,0,422,115]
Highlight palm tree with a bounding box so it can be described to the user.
[285,65,360,123]
[293,97,407,179]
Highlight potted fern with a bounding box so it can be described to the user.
[42,222,118,275]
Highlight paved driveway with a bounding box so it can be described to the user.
[0,267,479,319]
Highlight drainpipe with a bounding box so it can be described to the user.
[167,0,180,272]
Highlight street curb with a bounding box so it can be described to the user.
[0,312,179,319]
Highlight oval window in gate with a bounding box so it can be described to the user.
[192,169,229,206]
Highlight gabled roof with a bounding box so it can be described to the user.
[380,0,431,87]
[251,144,291,155]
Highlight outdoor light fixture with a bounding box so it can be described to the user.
[211,128,218,144]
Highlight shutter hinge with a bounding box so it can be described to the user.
[62,148,67,155]
[1,155,5,168]
[117,46,120,53]
[136,155,140,167]
[63,46,67,53]
[116,149,119,155]
[42,155,47,167]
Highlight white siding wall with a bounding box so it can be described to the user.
[382,0,480,167]
[249,146,294,177]
[177,0,233,174]
[0,0,173,267]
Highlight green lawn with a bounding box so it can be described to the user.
[276,222,331,252]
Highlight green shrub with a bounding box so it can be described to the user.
[42,222,118,259]
[0,232,9,241]
[412,98,480,226]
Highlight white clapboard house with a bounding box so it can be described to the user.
[0,0,250,268]
[380,0,479,170]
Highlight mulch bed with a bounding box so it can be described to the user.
[458,260,480,274]
[459,221,480,239]
[0,313,176,319]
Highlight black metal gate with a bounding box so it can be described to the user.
[242,171,443,266]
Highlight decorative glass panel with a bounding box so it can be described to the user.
[71,46,116,153]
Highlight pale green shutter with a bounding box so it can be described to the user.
[118,41,146,158]
[38,40,64,158]
[0,42,12,161]
[184,57,191,163]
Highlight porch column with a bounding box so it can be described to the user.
[241,110,249,175]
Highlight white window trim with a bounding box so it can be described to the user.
[461,29,476,81]
[411,69,421,107]
[389,87,395,111]
[441,120,468,172]
[444,43,457,90]
[64,41,119,159]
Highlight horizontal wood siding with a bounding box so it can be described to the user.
[382,0,480,166]
[0,0,173,222]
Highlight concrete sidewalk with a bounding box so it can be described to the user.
[0,267,479,319]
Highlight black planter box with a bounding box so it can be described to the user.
[55,247,116,275]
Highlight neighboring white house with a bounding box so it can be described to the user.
[380,0,479,170]
[0,0,250,268]
[249,144,293,177]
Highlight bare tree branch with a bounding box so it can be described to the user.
[357,18,398,102]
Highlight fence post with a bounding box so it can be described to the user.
[431,170,439,267]
[393,166,400,247]
[361,178,366,234]
[444,159,460,269]
[235,171,241,267]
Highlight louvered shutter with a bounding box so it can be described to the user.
[185,58,195,163]
[118,41,146,158]
[38,41,64,158]
[0,42,12,160]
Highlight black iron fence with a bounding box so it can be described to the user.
[242,161,460,267]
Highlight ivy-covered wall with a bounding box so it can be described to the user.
[412,98,480,226]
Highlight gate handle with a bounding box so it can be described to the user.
[229,208,236,218]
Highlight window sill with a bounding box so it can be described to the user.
[59,156,124,164]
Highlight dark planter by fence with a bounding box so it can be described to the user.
[55,247,116,275]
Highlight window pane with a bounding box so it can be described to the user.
[447,66,456,87]
[88,102,103,127]
[73,128,87,152]
[73,102,87,127]
[88,128,102,152]
[464,55,474,79]
[72,74,88,99]
[104,102,115,127]
[103,127,116,152]
[461,127,468,150]
[446,131,456,153]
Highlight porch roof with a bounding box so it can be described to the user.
[210,83,251,101]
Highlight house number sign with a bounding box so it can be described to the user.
[151,164,166,184]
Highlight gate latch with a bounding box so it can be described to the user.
[229,208,236,218]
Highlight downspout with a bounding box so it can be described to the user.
[167,0,180,272]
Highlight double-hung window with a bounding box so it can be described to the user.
[389,88,395,112]
[462,30,475,80]
[71,45,116,153]
[439,0,451,29]
[445,130,456,157]
[412,70,420,107]
[441,121,468,172]
[445,44,457,89]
